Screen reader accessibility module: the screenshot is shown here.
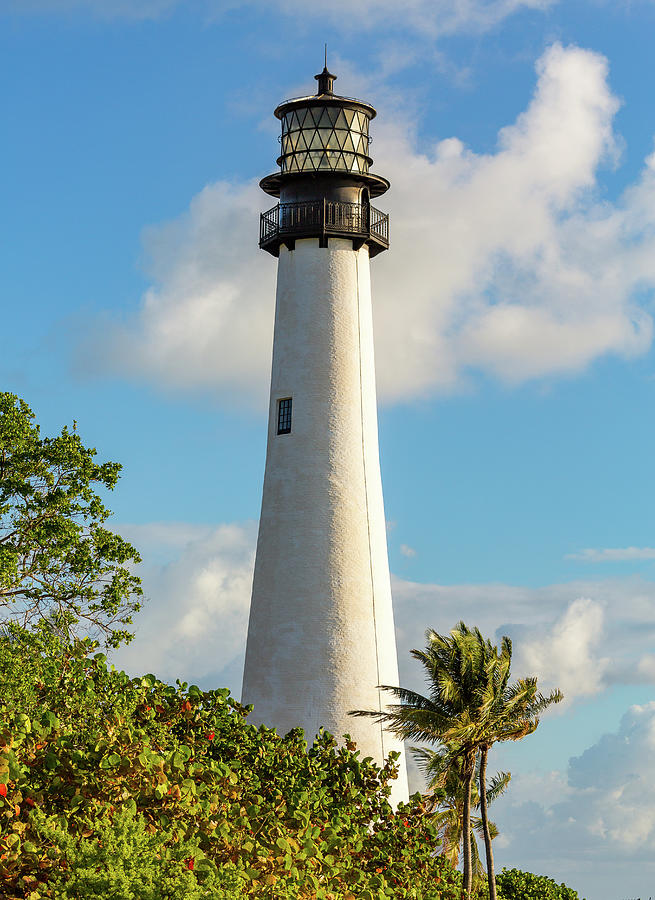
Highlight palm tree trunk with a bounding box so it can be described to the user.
[479,746,497,900]
[462,756,474,899]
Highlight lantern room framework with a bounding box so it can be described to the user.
[279,104,372,175]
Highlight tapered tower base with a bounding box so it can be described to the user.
[242,238,409,805]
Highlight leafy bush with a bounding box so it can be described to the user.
[0,625,462,899]
[40,807,245,899]
[496,867,584,900]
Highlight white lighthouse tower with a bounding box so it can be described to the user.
[242,66,409,804]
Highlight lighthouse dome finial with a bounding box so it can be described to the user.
[315,63,336,96]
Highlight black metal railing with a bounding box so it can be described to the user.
[369,205,389,244]
[260,204,279,243]
[281,200,325,233]
[260,200,389,255]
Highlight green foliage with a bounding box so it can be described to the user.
[496,868,583,900]
[0,393,142,648]
[41,807,245,899]
[0,626,462,899]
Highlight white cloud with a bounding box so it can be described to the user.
[372,42,652,401]
[1,0,555,33]
[85,181,275,409]
[86,43,655,405]
[391,575,655,702]
[399,543,417,558]
[112,520,256,689]
[567,546,655,562]
[112,517,655,708]
[515,597,609,701]
[495,704,655,866]
[249,0,555,35]
[638,654,655,679]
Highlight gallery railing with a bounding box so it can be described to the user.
[260,200,389,255]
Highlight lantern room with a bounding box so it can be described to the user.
[259,67,390,258]
[279,102,372,176]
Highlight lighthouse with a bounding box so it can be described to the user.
[241,65,409,804]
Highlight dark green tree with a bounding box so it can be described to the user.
[0,393,142,648]
[496,868,583,900]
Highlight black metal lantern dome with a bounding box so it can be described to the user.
[259,68,390,258]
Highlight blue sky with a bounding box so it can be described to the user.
[3,1,655,897]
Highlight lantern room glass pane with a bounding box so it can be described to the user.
[334,109,348,129]
[324,131,334,150]
[333,129,348,149]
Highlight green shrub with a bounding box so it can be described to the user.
[0,625,461,899]
[40,807,245,899]
[496,867,584,900]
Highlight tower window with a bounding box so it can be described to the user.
[277,398,292,434]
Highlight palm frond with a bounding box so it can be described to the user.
[486,770,511,803]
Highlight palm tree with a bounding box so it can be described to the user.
[470,632,563,900]
[350,623,487,896]
[414,745,510,891]
[350,622,563,900]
